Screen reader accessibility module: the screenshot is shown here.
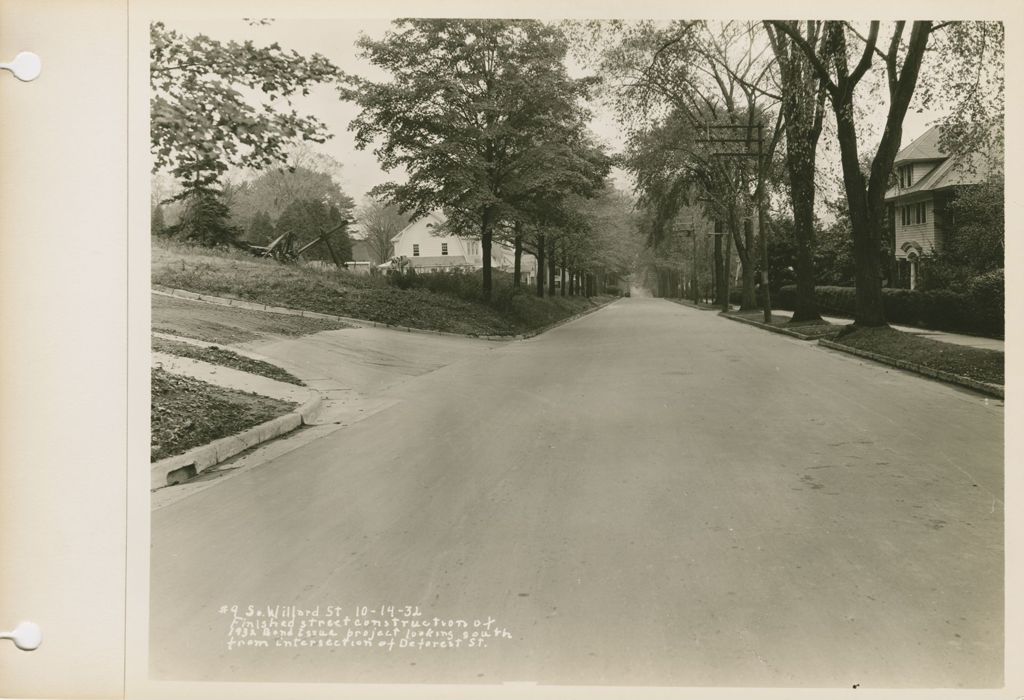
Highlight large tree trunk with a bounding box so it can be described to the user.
[547,238,556,297]
[536,233,545,297]
[480,206,493,301]
[513,224,523,290]
[831,21,929,326]
[769,20,823,323]
[789,170,821,321]
[713,236,724,304]
[735,215,757,310]
[884,203,897,287]
[724,203,755,309]
[722,229,733,312]
[833,106,885,326]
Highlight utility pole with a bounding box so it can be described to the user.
[670,222,699,305]
[697,123,772,322]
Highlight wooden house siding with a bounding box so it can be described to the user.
[911,161,938,185]
[391,216,480,263]
[894,197,941,258]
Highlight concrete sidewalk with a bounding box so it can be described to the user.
[151,326,495,496]
[152,351,313,404]
[769,309,1004,352]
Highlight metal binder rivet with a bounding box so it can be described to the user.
[1,621,42,650]
[0,52,42,81]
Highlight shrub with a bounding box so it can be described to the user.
[775,281,1003,338]
[388,267,418,290]
[386,268,521,304]
[966,269,1004,337]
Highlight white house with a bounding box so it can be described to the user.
[390,211,537,286]
[884,126,998,289]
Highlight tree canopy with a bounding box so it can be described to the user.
[151,21,342,196]
[348,19,605,298]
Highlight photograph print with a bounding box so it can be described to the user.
[147,15,1006,688]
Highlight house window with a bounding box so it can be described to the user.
[441,243,448,256]
[413,244,420,257]
[916,202,926,224]
[901,206,910,226]
[898,165,913,188]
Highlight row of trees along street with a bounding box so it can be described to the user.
[150,19,644,302]
[573,20,1003,327]
[150,19,1002,325]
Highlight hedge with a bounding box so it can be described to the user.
[775,271,1003,338]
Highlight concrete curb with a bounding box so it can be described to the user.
[150,394,323,491]
[818,339,1004,399]
[148,290,619,490]
[669,299,722,312]
[719,312,836,341]
[153,285,617,342]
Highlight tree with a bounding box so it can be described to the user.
[918,22,1004,161]
[151,204,166,236]
[917,173,1003,290]
[944,174,1004,274]
[228,162,355,229]
[764,21,827,321]
[356,198,411,265]
[815,198,858,286]
[275,198,353,263]
[583,21,783,312]
[349,19,595,300]
[246,210,275,244]
[503,134,612,296]
[769,20,934,326]
[163,185,240,246]
[150,21,341,244]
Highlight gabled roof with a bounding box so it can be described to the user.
[885,125,1000,200]
[885,147,996,200]
[893,125,944,164]
[391,211,446,243]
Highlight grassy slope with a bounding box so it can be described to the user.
[153,293,351,344]
[834,326,1004,385]
[152,240,608,336]
[151,368,297,462]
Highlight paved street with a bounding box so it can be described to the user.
[150,298,1003,687]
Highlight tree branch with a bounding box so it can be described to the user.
[884,21,906,97]
[843,21,888,63]
[766,20,839,96]
[847,21,880,85]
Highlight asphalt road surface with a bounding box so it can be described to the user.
[150,298,1003,688]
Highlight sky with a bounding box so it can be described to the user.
[156,17,949,212]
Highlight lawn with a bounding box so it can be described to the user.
[151,368,297,462]
[152,239,610,336]
[724,309,842,340]
[152,337,305,386]
[832,326,1004,385]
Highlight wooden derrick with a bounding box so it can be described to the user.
[237,220,349,265]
